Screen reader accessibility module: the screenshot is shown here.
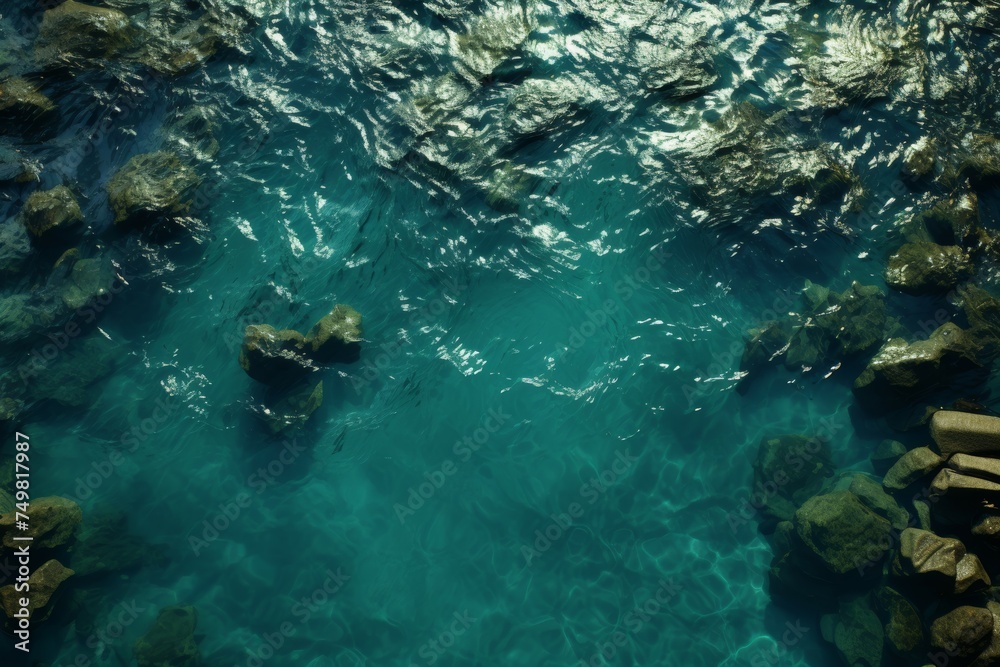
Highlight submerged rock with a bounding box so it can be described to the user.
[134,605,200,667]
[931,410,1000,456]
[902,137,937,181]
[870,439,906,476]
[19,185,83,242]
[884,241,972,295]
[306,304,363,364]
[632,38,717,98]
[892,528,965,593]
[239,325,317,385]
[909,194,983,249]
[34,0,138,68]
[959,284,1000,363]
[107,151,201,226]
[828,595,884,667]
[793,491,892,576]
[845,474,909,531]
[452,3,535,82]
[135,18,220,75]
[852,323,981,414]
[875,587,923,656]
[481,161,534,213]
[0,77,55,124]
[930,606,993,658]
[0,218,32,278]
[0,559,73,623]
[54,253,119,311]
[68,511,166,578]
[161,106,220,163]
[263,381,323,433]
[0,496,82,549]
[752,434,835,529]
[26,334,119,407]
[503,77,587,142]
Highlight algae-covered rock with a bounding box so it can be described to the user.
[829,595,884,667]
[0,496,82,549]
[54,253,118,311]
[910,194,983,249]
[161,106,220,163]
[135,19,220,75]
[853,323,981,414]
[306,304,362,364]
[134,605,200,667]
[846,473,909,531]
[503,77,587,142]
[20,185,83,242]
[0,218,32,278]
[930,606,993,658]
[752,434,834,529]
[68,511,166,578]
[884,241,972,295]
[875,587,923,656]
[793,491,893,576]
[34,0,137,68]
[958,284,1000,363]
[26,334,118,407]
[453,4,535,82]
[0,559,73,623]
[0,143,38,184]
[633,38,717,98]
[883,447,945,491]
[263,380,323,434]
[107,151,200,226]
[871,439,906,475]
[891,528,965,593]
[959,133,1000,185]
[239,324,317,385]
[481,161,534,212]
[0,77,55,123]
[902,137,936,181]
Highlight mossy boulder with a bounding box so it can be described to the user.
[870,439,906,475]
[959,284,1000,363]
[884,241,973,295]
[902,137,936,181]
[263,380,323,434]
[875,587,924,656]
[25,334,119,407]
[752,434,835,529]
[0,496,82,549]
[135,19,220,75]
[828,595,885,667]
[239,325,317,385]
[134,605,200,667]
[883,447,945,490]
[453,5,535,82]
[853,323,981,414]
[891,528,965,594]
[0,77,55,124]
[503,77,587,142]
[107,151,200,226]
[52,252,118,311]
[68,511,166,578]
[20,186,83,242]
[34,0,138,68]
[793,491,893,576]
[0,559,73,624]
[306,304,362,364]
[930,606,993,658]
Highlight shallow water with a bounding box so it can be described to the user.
[3,0,1000,664]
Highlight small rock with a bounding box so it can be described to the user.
[107,151,200,226]
[305,304,362,364]
[931,410,1000,455]
[902,137,936,181]
[239,325,317,385]
[19,186,83,242]
[930,606,993,658]
[972,513,1000,539]
[930,468,1000,499]
[956,553,991,594]
[0,560,73,623]
[0,77,55,123]
[883,447,946,491]
[134,605,200,667]
[263,381,323,434]
[0,496,82,549]
[884,241,972,295]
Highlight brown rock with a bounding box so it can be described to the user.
[0,559,73,622]
[956,553,991,594]
[932,410,1000,455]
[892,528,965,593]
[930,606,993,658]
[0,496,82,549]
[883,447,945,490]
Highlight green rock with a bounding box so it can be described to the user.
[107,151,200,226]
[26,334,118,407]
[19,185,83,241]
[633,39,717,98]
[958,284,1000,363]
[830,595,884,667]
[58,254,117,311]
[305,304,362,364]
[454,5,535,82]
[34,0,137,68]
[902,137,936,181]
[482,161,534,213]
[847,473,910,531]
[853,323,982,414]
[793,491,893,576]
[930,606,993,658]
[0,77,55,122]
[68,512,166,578]
[883,447,945,491]
[135,19,219,75]
[264,380,323,434]
[503,77,587,141]
[891,528,965,594]
[884,241,973,295]
[0,559,73,623]
[239,324,317,385]
[0,218,31,277]
[910,194,983,249]
[752,434,835,529]
[133,605,200,667]
[875,587,924,655]
[0,496,82,549]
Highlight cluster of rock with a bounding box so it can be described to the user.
[759,411,1000,666]
[239,304,363,432]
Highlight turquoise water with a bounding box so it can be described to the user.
[3,0,1000,664]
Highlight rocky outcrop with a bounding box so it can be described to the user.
[19,186,83,242]
[134,605,200,667]
[0,77,56,124]
[794,491,893,576]
[305,304,363,364]
[884,242,972,295]
[931,410,1000,456]
[0,496,82,549]
[852,323,981,414]
[883,447,945,490]
[891,528,980,594]
[929,606,994,658]
[752,434,835,530]
[901,137,936,181]
[239,325,317,385]
[0,560,73,623]
[34,1,138,68]
[107,151,200,226]
[875,587,923,656]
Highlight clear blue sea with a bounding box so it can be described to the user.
[3,0,1000,664]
